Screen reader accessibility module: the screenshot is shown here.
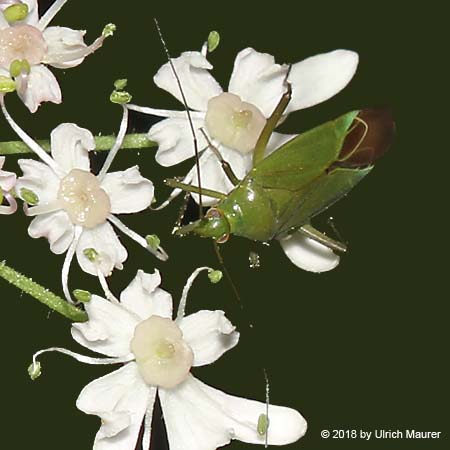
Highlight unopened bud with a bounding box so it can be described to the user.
[207,31,220,53]
[20,188,39,205]
[73,289,92,303]
[208,269,223,284]
[4,3,29,23]
[28,361,41,381]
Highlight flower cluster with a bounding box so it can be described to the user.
[0,4,384,450]
[0,0,114,112]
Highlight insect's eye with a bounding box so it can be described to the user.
[206,208,222,219]
[216,233,230,244]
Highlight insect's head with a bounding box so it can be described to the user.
[174,208,231,243]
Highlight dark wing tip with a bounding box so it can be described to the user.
[338,108,396,168]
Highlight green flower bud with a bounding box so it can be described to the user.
[10,59,30,78]
[0,76,16,93]
[110,90,132,104]
[4,3,29,23]
[83,248,99,262]
[20,188,39,206]
[114,79,128,90]
[207,31,220,53]
[208,269,223,284]
[73,289,92,303]
[28,361,41,381]
[102,23,116,38]
[145,234,161,251]
[257,413,270,436]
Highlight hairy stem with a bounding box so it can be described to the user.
[0,261,87,322]
[0,133,156,155]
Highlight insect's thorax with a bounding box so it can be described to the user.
[219,178,278,242]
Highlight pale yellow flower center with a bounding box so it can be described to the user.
[130,315,194,389]
[205,92,266,154]
[0,25,47,67]
[57,169,111,229]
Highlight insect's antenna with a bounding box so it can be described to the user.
[213,241,245,315]
[213,241,271,439]
[153,18,204,217]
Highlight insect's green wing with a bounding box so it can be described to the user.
[275,166,373,236]
[249,110,359,190]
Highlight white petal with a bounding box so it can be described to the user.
[16,65,62,113]
[179,310,239,366]
[279,232,340,273]
[76,222,127,276]
[43,26,87,68]
[0,157,16,191]
[71,295,138,357]
[28,210,74,254]
[228,48,289,118]
[15,158,60,204]
[77,362,153,450]
[0,14,8,30]
[50,123,94,173]
[287,50,359,113]
[149,115,207,167]
[154,51,222,112]
[120,269,173,321]
[22,0,39,26]
[160,375,306,450]
[190,145,250,206]
[100,167,154,214]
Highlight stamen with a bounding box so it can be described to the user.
[38,0,69,30]
[31,347,134,378]
[0,192,17,215]
[62,226,82,304]
[97,268,120,304]
[97,105,128,180]
[107,214,169,261]
[42,23,116,65]
[0,97,62,175]
[126,104,204,120]
[176,266,214,321]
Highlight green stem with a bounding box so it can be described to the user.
[0,261,87,322]
[0,133,157,155]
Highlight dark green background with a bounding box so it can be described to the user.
[0,1,446,449]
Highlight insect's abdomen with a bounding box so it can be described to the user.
[219,178,278,242]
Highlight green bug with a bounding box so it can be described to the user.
[166,91,395,254]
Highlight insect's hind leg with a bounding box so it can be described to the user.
[200,128,241,186]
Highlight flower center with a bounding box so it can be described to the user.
[205,92,267,154]
[130,315,194,389]
[0,24,46,68]
[57,169,111,229]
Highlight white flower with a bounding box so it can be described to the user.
[32,268,307,450]
[1,99,167,302]
[0,155,17,214]
[129,46,357,273]
[0,0,114,112]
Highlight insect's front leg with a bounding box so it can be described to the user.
[199,129,240,186]
[252,66,293,166]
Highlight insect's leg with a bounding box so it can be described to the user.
[252,66,293,166]
[200,129,240,186]
[165,178,226,200]
[300,224,348,254]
